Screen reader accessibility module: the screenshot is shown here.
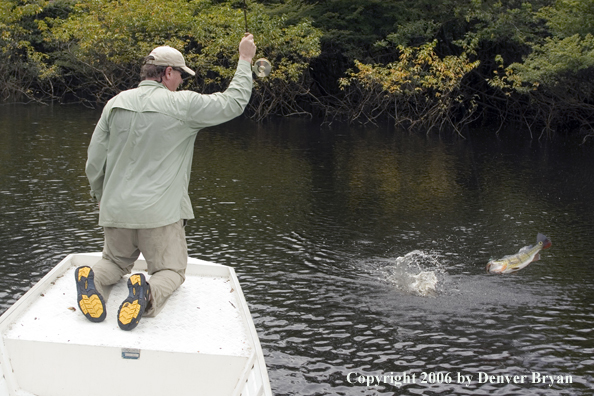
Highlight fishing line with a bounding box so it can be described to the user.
[242,0,272,78]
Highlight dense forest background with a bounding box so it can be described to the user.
[1,0,593,138]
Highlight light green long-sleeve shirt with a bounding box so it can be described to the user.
[85,60,253,228]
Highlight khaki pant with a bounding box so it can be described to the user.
[91,220,187,317]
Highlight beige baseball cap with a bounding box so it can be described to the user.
[145,45,195,76]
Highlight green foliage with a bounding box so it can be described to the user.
[340,41,480,132]
[341,42,480,96]
[383,20,441,48]
[509,34,594,94]
[453,0,550,54]
[0,0,321,116]
[2,0,594,135]
[47,0,321,108]
[0,0,59,100]
[539,0,594,38]
[486,1,594,135]
[265,0,410,60]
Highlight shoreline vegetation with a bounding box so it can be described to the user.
[2,0,594,140]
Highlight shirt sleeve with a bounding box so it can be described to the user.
[185,60,253,129]
[85,102,112,202]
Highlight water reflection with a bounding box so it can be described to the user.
[0,105,592,395]
[0,105,103,309]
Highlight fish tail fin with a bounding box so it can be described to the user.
[537,233,552,249]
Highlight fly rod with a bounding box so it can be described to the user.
[243,0,272,77]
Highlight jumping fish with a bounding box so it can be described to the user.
[486,233,552,274]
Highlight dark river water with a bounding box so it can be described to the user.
[0,104,593,395]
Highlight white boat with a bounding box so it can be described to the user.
[0,253,273,396]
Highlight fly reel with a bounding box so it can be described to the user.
[252,58,272,78]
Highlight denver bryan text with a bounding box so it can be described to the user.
[478,372,573,387]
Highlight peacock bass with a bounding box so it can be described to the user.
[486,233,552,274]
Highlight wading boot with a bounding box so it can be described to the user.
[117,273,150,331]
[75,266,106,323]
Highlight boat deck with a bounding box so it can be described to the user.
[5,262,251,357]
[0,253,271,396]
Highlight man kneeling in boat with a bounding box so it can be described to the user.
[76,35,256,330]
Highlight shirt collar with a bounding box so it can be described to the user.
[138,80,166,88]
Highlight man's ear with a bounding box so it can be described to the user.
[163,66,174,80]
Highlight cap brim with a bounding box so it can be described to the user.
[181,66,195,76]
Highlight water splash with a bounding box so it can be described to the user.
[383,250,443,297]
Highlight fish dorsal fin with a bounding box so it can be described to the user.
[518,245,533,254]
